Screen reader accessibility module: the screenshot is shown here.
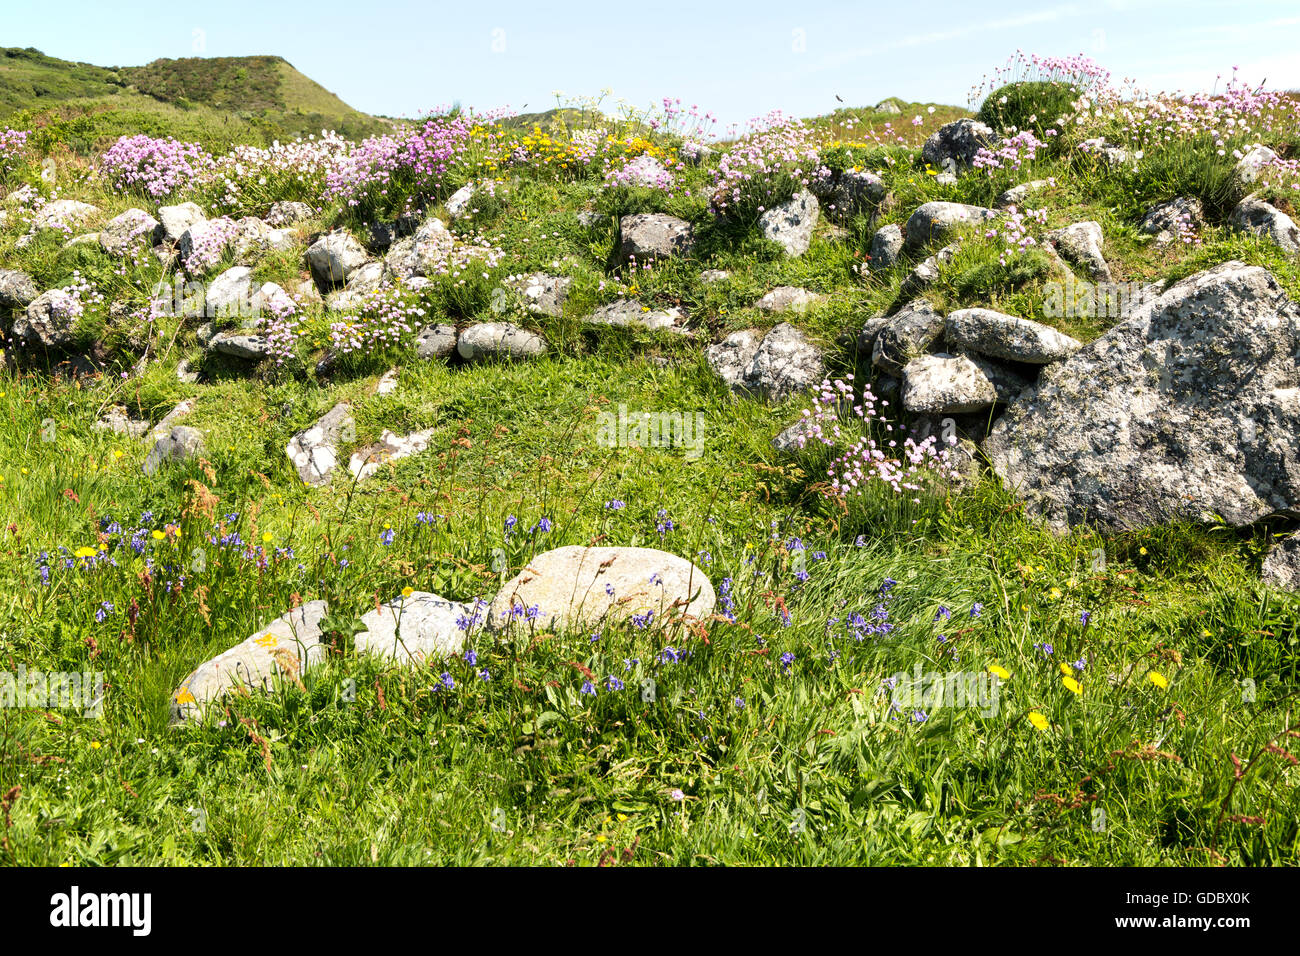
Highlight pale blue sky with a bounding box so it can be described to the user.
[4,0,1299,128]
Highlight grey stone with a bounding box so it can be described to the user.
[415,323,457,360]
[348,428,435,481]
[456,322,547,361]
[33,199,99,231]
[904,202,998,251]
[1231,195,1300,254]
[584,299,685,331]
[266,201,313,227]
[99,208,159,257]
[286,402,354,486]
[507,273,571,317]
[1261,534,1300,591]
[14,290,79,349]
[1236,144,1279,185]
[872,300,945,373]
[901,353,999,414]
[868,223,904,270]
[384,218,453,279]
[759,189,819,256]
[209,331,269,361]
[307,230,369,286]
[157,202,206,244]
[1140,197,1205,244]
[945,308,1081,364]
[143,426,206,475]
[354,592,471,663]
[1048,220,1112,282]
[619,213,696,263]
[741,322,826,400]
[0,269,38,310]
[985,260,1300,531]
[755,286,824,314]
[921,119,997,175]
[996,179,1051,208]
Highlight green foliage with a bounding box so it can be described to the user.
[978,80,1080,139]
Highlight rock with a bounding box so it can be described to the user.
[1139,197,1206,244]
[344,260,386,295]
[14,290,79,349]
[354,592,471,663]
[209,331,269,361]
[488,545,715,632]
[384,218,453,279]
[874,98,904,115]
[250,281,295,317]
[921,119,997,175]
[872,300,945,373]
[325,289,368,313]
[294,279,323,305]
[307,230,369,286]
[233,216,295,258]
[945,308,1081,364]
[33,199,100,231]
[1236,144,1279,185]
[904,202,998,251]
[1230,195,1300,254]
[577,209,603,228]
[177,218,232,268]
[348,428,435,481]
[1261,534,1300,591]
[142,426,206,475]
[857,315,890,355]
[758,189,819,256]
[698,269,730,283]
[157,202,206,244]
[0,269,38,310]
[204,266,255,317]
[985,261,1300,531]
[1079,137,1130,167]
[444,184,476,219]
[619,213,695,263]
[149,400,195,441]
[94,405,150,438]
[679,142,714,166]
[506,273,571,317]
[826,169,888,222]
[266,201,314,227]
[996,179,1051,208]
[868,223,904,270]
[286,402,353,486]
[755,286,824,314]
[772,416,818,453]
[1048,221,1112,282]
[374,368,399,396]
[99,208,160,257]
[415,323,457,360]
[456,322,547,361]
[170,601,328,722]
[735,323,825,400]
[706,330,760,390]
[583,299,685,331]
[901,353,999,415]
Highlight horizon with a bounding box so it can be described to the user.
[4,0,1300,128]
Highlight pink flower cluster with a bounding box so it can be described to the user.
[603,154,678,192]
[0,128,29,178]
[984,205,1050,266]
[100,134,214,198]
[968,51,1112,107]
[327,287,428,355]
[709,111,829,217]
[795,376,960,498]
[323,114,476,214]
[973,130,1047,172]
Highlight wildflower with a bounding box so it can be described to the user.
[1148,672,1168,689]
[988,664,1011,680]
[401,586,414,598]
[380,527,395,546]
[670,788,685,802]
[1028,711,1050,731]
[464,649,477,665]
[580,680,596,696]
[970,602,983,618]
[1062,676,1082,695]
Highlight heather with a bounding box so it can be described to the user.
[0,56,1299,869]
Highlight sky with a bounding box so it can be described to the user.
[4,0,1300,129]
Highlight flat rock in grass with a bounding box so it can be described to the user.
[698,269,730,283]
[149,399,196,441]
[487,545,715,633]
[755,286,823,314]
[868,223,903,270]
[33,199,100,231]
[1048,221,1112,283]
[771,416,818,453]
[1236,144,1279,184]
[921,119,997,174]
[99,208,160,257]
[204,266,255,317]
[94,405,150,438]
[307,230,369,286]
[415,323,457,360]
[901,353,999,415]
[233,216,296,258]
[904,201,998,250]
[618,213,695,263]
[1139,197,1205,244]
[286,402,354,486]
[209,331,269,360]
[996,179,1051,208]
[507,273,571,317]
[266,200,314,227]
[456,322,547,361]
[156,202,206,244]
[985,260,1300,532]
[872,299,945,373]
[142,426,206,475]
[170,600,329,722]
[1231,195,1300,254]
[1262,534,1300,591]
[945,308,1081,364]
[348,428,435,482]
[1080,138,1130,167]
[0,269,38,310]
[583,299,685,331]
[758,189,819,256]
[342,260,386,295]
[354,592,471,663]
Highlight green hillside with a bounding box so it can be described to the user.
[0,47,386,153]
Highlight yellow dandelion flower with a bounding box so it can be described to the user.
[1048,587,1062,599]
[1059,662,1073,677]
[401,586,414,598]
[90,741,101,749]
[988,664,1010,680]
[74,546,97,558]
[1028,711,1050,731]
[262,533,273,543]
[1139,547,1148,555]
[151,530,165,540]
[1063,676,1082,695]
[1148,672,1168,689]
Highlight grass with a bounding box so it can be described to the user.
[1,82,1300,867]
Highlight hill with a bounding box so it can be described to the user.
[0,47,386,153]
